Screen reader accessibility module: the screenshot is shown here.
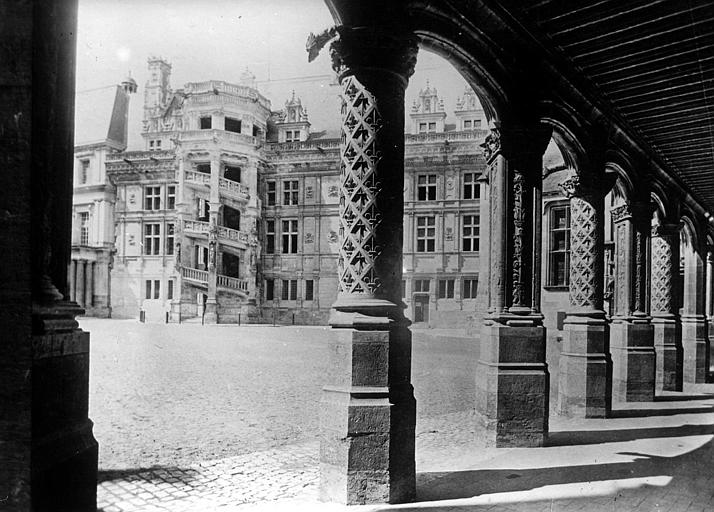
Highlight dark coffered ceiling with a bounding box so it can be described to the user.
[508,0,714,213]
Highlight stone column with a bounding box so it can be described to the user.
[557,174,616,418]
[69,259,77,301]
[22,1,98,509]
[706,249,714,375]
[476,124,552,447]
[317,26,418,505]
[85,261,94,309]
[651,223,683,391]
[681,235,708,384]
[76,259,86,307]
[204,155,221,323]
[610,202,655,402]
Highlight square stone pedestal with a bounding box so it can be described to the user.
[652,317,682,392]
[31,304,98,511]
[475,323,549,447]
[319,320,415,505]
[682,316,708,384]
[203,300,218,324]
[610,321,655,402]
[557,320,611,418]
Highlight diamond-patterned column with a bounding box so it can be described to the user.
[311,26,418,505]
[651,223,682,391]
[610,202,655,402]
[475,124,552,447]
[557,174,616,418]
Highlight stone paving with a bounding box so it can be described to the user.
[84,319,714,511]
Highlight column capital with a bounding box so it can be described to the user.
[651,222,680,238]
[611,201,655,224]
[322,26,419,84]
[480,124,552,166]
[559,173,617,200]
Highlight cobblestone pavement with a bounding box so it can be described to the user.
[85,319,714,511]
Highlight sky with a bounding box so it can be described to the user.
[76,0,477,150]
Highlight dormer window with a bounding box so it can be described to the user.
[200,116,212,129]
[464,120,472,129]
[225,117,241,133]
[419,123,427,133]
[428,122,436,132]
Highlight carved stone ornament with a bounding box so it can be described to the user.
[305,232,314,244]
[569,195,602,309]
[326,26,419,82]
[337,75,384,294]
[328,185,339,197]
[445,227,453,241]
[610,204,632,223]
[651,233,674,314]
[305,186,314,199]
[511,170,526,307]
[480,129,501,162]
[327,230,338,243]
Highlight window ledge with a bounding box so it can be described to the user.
[543,285,569,292]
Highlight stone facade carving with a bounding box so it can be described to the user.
[559,175,604,310]
[305,232,314,244]
[327,185,338,197]
[337,75,384,295]
[511,170,526,307]
[481,129,500,162]
[651,230,674,314]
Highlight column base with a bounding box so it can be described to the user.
[320,311,415,505]
[557,319,611,418]
[31,301,98,511]
[682,315,708,384]
[611,321,655,402]
[475,322,549,447]
[204,301,218,324]
[653,317,682,392]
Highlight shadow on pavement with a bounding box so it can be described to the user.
[366,438,714,511]
[610,405,714,418]
[655,394,714,402]
[98,465,200,484]
[547,423,714,446]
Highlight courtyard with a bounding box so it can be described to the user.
[84,318,714,511]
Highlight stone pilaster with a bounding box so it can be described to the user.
[556,174,616,418]
[681,236,708,384]
[651,223,683,391]
[314,25,418,505]
[609,202,655,402]
[476,123,552,447]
